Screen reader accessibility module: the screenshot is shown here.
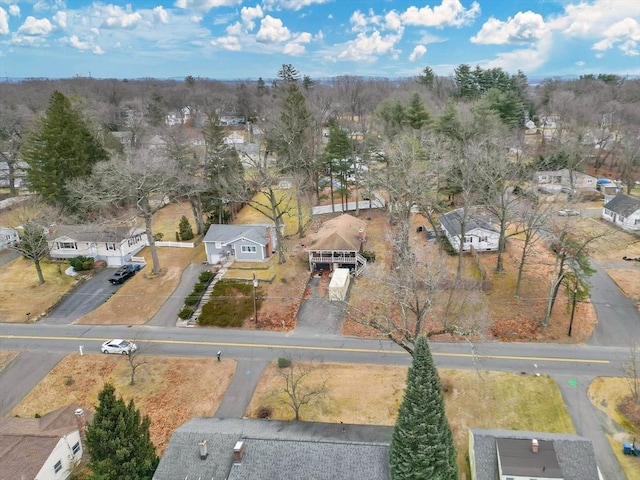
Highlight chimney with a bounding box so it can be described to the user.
[198,439,208,459]
[531,438,539,453]
[233,440,245,464]
[74,408,86,442]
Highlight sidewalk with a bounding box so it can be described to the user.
[214,358,270,418]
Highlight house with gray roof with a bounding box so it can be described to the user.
[439,209,500,253]
[47,224,147,266]
[203,223,276,264]
[602,193,640,232]
[153,417,392,480]
[469,429,601,480]
[0,404,91,480]
[0,226,19,251]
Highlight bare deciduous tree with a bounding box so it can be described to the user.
[277,359,328,421]
[624,343,640,405]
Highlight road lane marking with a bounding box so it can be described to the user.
[0,334,610,364]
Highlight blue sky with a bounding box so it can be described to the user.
[1,0,639,80]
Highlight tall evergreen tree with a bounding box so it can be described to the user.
[86,384,159,480]
[22,91,108,207]
[405,93,431,130]
[390,336,458,480]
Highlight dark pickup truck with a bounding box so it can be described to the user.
[108,265,137,285]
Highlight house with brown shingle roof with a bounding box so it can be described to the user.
[0,404,91,480]
[307,214,368,276]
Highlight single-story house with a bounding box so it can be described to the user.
[439,209,500,252]
[47,225,147,266]
[602,194,640,232]
[534,169,597,191]
[0,226,19,250]
[307,214,368,276]
[469,428,601,480]
[0,404,92,480]
[153,417,392,480]
[203,223,276,264]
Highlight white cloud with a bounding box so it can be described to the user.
[241,5,263,30]
[91,27,99,36]
[17,16,53,35]
[174,0,241,12]
[93,45,105,55]
[256,15,291,43]
[283,41,305,55]
[575,60,585,66]
[190,14,203,23]
[471,11,546,45]
[226,21,244,35]
[350,10,368,32]
[592,17,640,56]
[53,10,67,28]
[8,5,20,16]
[262,0,330,11]
[100,5,142,29]
[154,6,170,25]
[338,29,402,61]
[483,34,553,73]
[550,0,630,37]
[401,0,480,28]
[214,35,241,51]
[0,8,8,35]
[408,44,427,62]
[68,34,92,50]
[385,11,402,32]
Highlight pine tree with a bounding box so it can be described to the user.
[22,91,108,207]
[405,93,431,130]
[390,336,458,480]
[86,384,159,480]
[178,215,194,241]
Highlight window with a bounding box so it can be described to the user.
[54,460,62,473]
[57,242,77,250]
[106,242,116,251]
[463,236,473,244]
[72,441,80,454]
[241,245,257,253]
[635,219,640,225]
[479,236,488,242]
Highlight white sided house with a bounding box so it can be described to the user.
[439,209,500,253]
[0,226,19,250]
[0,404,91,480]
[47,225,147,266]
[602,194,640,232]
[534,168,597,191]
[203,223,276,265]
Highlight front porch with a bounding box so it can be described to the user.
[308,250,367,276]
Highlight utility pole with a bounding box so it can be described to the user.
[568,288,577,337]
[253,272,259,325]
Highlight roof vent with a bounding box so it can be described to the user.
[233,440,245,464]
[531,438,539,453]
[199,439,208,459]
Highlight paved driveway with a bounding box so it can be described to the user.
[42,268,123,324]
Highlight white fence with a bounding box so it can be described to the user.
[154,241,195,248]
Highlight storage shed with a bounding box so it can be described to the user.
[329,268,351,301]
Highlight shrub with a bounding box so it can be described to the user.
[192,283,206,294]
[277,357,292,368]
[184,296,199,307]
[70,255,94,271]
[178,215,194,241]
[34,413,41,418]
[178,307,194,320]
[199,271,215,283]
[153,232,164,241]
[256,406,272,419]
[438,235,457,256]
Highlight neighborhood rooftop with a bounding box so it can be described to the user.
[603,193,640,217]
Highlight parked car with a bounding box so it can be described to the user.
[560,186,576,195]
[108,265,137,285]
[557,209,580,216]
[101,339,137,354]
[537,186,552,195]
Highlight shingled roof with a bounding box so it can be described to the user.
[309,214,367,251]
[203,223,272,246]
[154,418,392,480]
[604,193,640,217]
[470,429,599,480]
[439,209,499,237]
[47,224,144,243]
[0,404,92,480]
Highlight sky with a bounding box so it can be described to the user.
[0,0,639,80]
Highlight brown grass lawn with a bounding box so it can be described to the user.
[0,258,78,322]
[151,201,198,240]
[78,244,205,325]
[0,351,18,370]
[10,354,236,454]
[246,362,574,475]
[589,377,640,480]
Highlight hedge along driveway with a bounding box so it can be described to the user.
[78,244,205,325]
